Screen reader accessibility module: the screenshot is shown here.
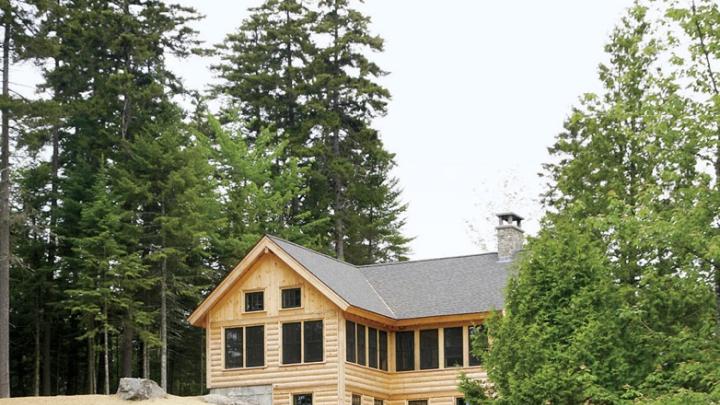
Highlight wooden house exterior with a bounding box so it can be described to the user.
[189,214,524,405]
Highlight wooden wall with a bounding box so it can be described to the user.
[206,252,341,405]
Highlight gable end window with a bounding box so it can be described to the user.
[281,287,302,309]
[244,291,264,312]
[224,327,243,369]
[395,331,415,371]
[444,327,463,367]
[293,393,312,405]
[420,329,439,369]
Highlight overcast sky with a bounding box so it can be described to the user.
[19,0,635,260]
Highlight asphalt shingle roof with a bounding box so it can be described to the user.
[268,235,511,319]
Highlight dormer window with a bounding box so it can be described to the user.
[244,291,264,312]
[281,287,302,309]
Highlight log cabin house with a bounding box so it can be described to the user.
[188,213,525,405]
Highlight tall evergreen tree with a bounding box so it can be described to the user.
[462,3,720,403]
[214,0,411,264]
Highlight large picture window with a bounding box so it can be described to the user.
[444,327,463,367]
[224,328,243,369]
[224,325,265,369]
[346,321,356,363]
[282,320,323,364]
[368,327,378,368]
[282,322,302,364]
[420,329,439,369]
[304,320,324,363]
[395,331,415,371]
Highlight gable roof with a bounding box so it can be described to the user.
[189,234,513,326]
[267,236,396,318]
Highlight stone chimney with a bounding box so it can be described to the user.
[496,212,524,260]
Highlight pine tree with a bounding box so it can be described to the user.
[306,0,409,263]
[214,0,410,264]
[114,119,220,392]
[65,162,152,395]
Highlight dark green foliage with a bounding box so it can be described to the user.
[462,2,720,404]
[213,0,411,264]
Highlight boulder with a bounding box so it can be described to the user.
[116,377,167,400]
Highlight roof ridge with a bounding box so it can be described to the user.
[359,251,498,268]
[266,234,357,268]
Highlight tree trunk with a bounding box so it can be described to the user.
[0,14,12,399]
[34,313,40,396]
[41,322,51,395]
[87,337,95,394]
[103,305,109,395]
[142,341,149,379]
[120,321,133,377]
[330,4,344,261]
[160,254,168,391]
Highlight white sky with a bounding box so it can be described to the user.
[17,0,635,260]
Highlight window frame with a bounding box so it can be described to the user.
[223,326,243,369]
[443,326,464,368]
[419,328,439,370]
[303,320,324,363]
[222,324,266,370]
[280,286,303,310]
[346,320,356,363]
[356,324,367,366]
[368,327,378,369]
[244,324,265,368]
[379,330,388,371]
[243,289,265,313]
[291,393,313,405]
[395,330,415,372]
[281,319,324,366]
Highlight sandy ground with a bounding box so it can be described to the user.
[0,395,209,405]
